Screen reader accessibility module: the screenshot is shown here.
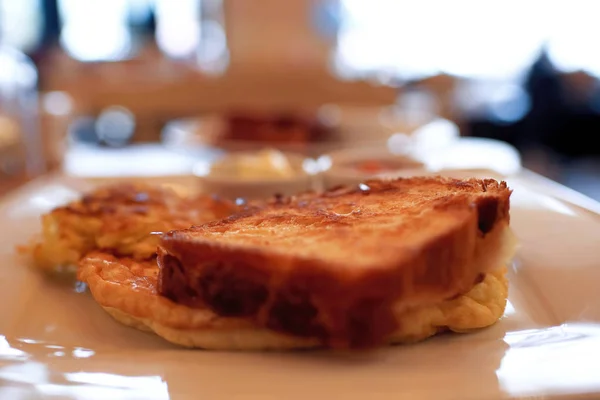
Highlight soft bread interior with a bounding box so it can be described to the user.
[100,265,508,351]
[397,222,517,312]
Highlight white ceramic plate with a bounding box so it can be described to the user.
[1,173,600,400]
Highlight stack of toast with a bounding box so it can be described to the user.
[23,176,516,350]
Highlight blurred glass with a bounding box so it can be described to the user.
[0,45,43,186]
[154,0,228,74]
[154,0,201,60]
[57,0,133,62]
[0,0,44,53]
[39,90,73,170]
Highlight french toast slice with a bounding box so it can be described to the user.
[158,177,515,349]
[22,183,239,272]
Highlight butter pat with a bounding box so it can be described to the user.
[210,149,297,180]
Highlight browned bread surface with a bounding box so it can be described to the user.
[23,183,240,271]
[158,177,513,348]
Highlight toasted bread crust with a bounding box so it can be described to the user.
[158,177,512,348]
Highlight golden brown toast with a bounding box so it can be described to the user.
[22,183,239,271]
[157,177,515,349]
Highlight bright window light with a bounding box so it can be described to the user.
[154,0,201,59]
[58,0,132,62]
[335,0,600,81]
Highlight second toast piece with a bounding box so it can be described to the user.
[157,177,514,348]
